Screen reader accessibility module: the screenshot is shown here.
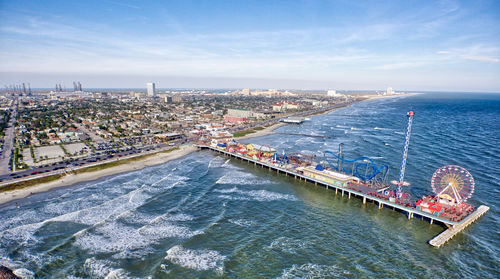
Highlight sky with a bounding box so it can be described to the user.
[0,0,499,91]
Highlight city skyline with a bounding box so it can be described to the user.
[0,0,499,92]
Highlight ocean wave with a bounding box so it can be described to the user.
[165,245,225,274]
[83,257,131,279]
[216,171,275,185]
[216,187,297,202]
[228,218,255,227]
[279,263,349,279]
[208,156,226,168]
[268,236,308,254]
[12,268,35,279]
[75,219,200,259]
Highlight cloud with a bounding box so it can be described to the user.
[102,0,141,10]
[437,45,500,63]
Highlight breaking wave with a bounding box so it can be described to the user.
[165,245,225,274]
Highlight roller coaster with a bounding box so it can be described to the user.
[323,111,415,194]
[324,145,389,184]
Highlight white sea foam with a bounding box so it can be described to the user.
[150,213,194,223]
[12,268,35,279]
[0,222,43,247]
[221,159,239,169]
[217,194,244,200]
[216,171,275,185]
[150,173,189,189]
[0,254,36,278]
[216,187,297,202]
[172,181,187,187]
[268,236,307,254]
[83,257,131,279]
[279,263,349,279]
[214,187,239,194]
[75,217,199,259]
[208,156,225,168]
[374,127,391,131]
[165,245,225,274]
[228,218,255,227]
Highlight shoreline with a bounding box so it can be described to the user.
[0,93,414,206]
[0,145,197,206]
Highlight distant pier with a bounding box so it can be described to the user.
[197,145,489,247]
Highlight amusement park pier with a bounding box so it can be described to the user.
[196,111,490,247]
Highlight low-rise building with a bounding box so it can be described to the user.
[272,101,300,112]
[224,115,247,124]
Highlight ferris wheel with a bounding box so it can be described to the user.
[431,165,475,204]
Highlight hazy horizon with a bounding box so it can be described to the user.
[1,0,499,91]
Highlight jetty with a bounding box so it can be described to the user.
[196,144,489,247]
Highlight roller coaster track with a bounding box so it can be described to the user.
[324,150,389,182]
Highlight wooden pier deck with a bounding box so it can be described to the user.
[197,145,489,246]
[429,205,490,247]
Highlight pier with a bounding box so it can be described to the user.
[429,205,490,247]
[197,145,489,247]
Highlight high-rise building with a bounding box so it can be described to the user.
[386,87,393,95]
[147,82,156,97]
[327,90,337,97]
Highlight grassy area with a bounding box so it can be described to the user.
[60,143,70,157]
[30,145,37,163]
[253,126,265,131]
[233,129,256,137]
[13,147,19,169]
[0,173,64,193]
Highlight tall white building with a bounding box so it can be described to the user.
[147,82,156,97]
[327,90,338,97]
[386,87,393,95]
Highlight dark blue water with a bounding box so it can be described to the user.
[0,93,498,278]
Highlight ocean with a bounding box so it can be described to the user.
[0,92,498,278]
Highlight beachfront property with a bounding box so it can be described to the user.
[0,87,360,181]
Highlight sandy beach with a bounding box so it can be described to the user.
[0,145,197,205]
[237,122,287,140]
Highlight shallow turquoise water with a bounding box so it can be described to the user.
[1,93,498,278]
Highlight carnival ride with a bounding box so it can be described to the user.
[323,142,389,185]
[393,111,414,197]
[431,165,475,206]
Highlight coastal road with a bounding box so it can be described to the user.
[0,103,16,175]
[0,143,167,183]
